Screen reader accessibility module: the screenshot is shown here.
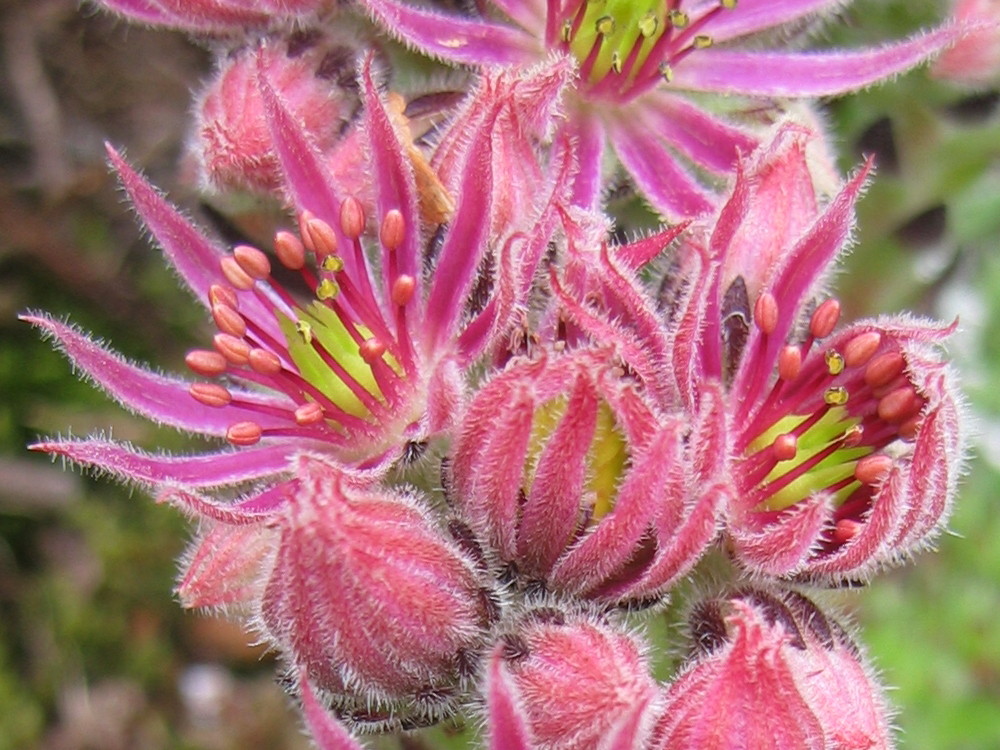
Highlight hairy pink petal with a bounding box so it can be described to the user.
[672,26,967,96]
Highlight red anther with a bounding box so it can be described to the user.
[249,348,283,375]
[302,214,339,259]
[233,244,272,280]
[226,421,263,446]
[340,196,366,240]
[359,337,386,364]
[391,274,417,306]
[294,402,325,425]
[843,331,882,368]
[864,351,905,388]
[809,298,841,339]
[212,303,247,338]
[854,454,893,485]
[274,230,306,270]
[209,284,239,310]
[773,433,798,461]
[778,345,802,381]
[877,385,920,424]
[753,291,778,335]
[185,349,227,377]
[189,382,233,408]
[832,518,862,545]
[213,333,251,365]
[220,256,256,290]
[898,414,922,442]
[379,209,406,251]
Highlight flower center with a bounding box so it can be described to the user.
[184,200,422,461]
[736,294,927,544]
[554,0,736,101]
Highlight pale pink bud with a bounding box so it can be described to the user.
[932,0,1000,86]
[493,611,659,750]
[194,45,344,194]
[260,455,496,713]
[652,588,895,750]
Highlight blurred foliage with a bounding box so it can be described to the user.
[0,0,998,747]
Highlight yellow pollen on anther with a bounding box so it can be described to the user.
[824,386,849,406]
[595,15,616,36]
[825,350,845,376]
[317,279,340,300]
[722,0,737,9]
[638,11,658,37]
[561,19,573,43]
[693,35,713,49]
[321,255,345,273]
[611,51,623,73]
[660,63,674,82]
[669,10,689,27]
[295,319,313,345]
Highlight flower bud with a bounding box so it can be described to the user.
[260,455,494,712]
[491,610,658,750]
[932,0,1000,86]
[653,588,895,750]
[451,349,718,604]
[194,45,345,194]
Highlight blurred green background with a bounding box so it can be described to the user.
[0,0,998,747]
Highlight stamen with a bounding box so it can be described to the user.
[233,244,271,280]
[214,333,251,366]
[249,348,283,375]
[340,196,366,240]
[659,62,674,82]
[317,279,341,300]
[843,331,882,367]
[809,299,841,339]
[721,0,738,8]
[823,386,849,406]
[832,519,862,545]
[842,424,864,447]
[877,386,921,423]
[595,15,616,36]
[274,230,306,270]
[669,10,689,27]
[379,209,406,251]
[209,284,239,310]
[212,303,247,337]
[864,351,905,388]
[753,292,778,335]
[638,12,658,38]
[773,433,798,461]
[693,34,712,48]
[189,382,233,407]
[300,212,338,258]
[898,414,922,442]
[854,454,892,484]
[321,255,345,273]
[220,256,256,290]
[824,350,845,376]
[226,421,263,446]
[360,338,387,364]
[185,349,227,377]
[778,346,802,381]
[391,275,416,306]
[294,402,326,425]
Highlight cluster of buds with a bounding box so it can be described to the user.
[28,0,979,747]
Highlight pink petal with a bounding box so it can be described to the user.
[31,439,294,488]
[298,672,369,750]
[486,647,534,750]
[176,522,275,609]
[356,0,540,66]
[607,115,716,220]
[729,493,832,577]
[23,313,292,436]
[672,26,967,97]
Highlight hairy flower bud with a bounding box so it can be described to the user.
[653,588,895,750]
[260,455,494,716]
[490,610,658,750]
[452,349,718,604]
[194,45,346,194]
[932,0,1000,86]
